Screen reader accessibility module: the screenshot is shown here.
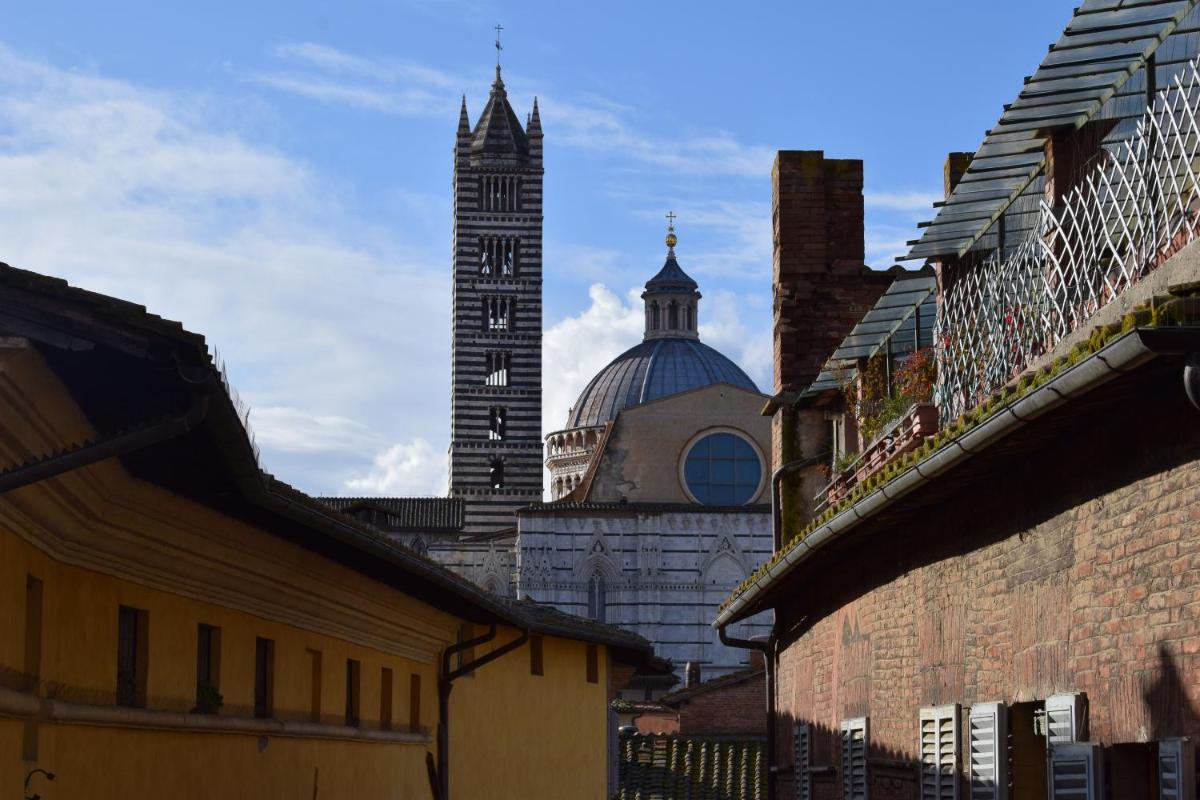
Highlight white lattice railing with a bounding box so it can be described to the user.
[936,55,1200,421]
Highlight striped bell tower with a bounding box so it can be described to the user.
[449,64,544,533]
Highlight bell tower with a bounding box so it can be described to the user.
[449,62,544,533]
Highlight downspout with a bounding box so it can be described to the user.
[719,625,776,800]
[435,624,530,800]
[771,454,828,551]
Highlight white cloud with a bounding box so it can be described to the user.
[345,438,447,496]
[542,284,645,435]
[0,43,448,496]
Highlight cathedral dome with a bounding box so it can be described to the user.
[565,337,758,428]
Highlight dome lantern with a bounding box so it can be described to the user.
[642,214,701,341]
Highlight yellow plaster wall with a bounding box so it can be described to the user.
[452,629,610,800]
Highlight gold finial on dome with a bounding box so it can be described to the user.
[665,211,678,254]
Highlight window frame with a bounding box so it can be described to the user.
[677,428,767,506]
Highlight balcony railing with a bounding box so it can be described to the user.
[935,54,1200,421]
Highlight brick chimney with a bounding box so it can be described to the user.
[769,151,897,535]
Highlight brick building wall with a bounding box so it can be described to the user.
[770,151,903,526]
[673,670,766,738]
[771,357,1200,799]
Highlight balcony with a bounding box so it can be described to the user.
[935,53,1200,421]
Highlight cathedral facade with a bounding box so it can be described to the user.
[518,229,773,687]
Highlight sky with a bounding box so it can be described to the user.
[0,1,1077,497]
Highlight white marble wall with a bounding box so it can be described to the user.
[516,508,773,679]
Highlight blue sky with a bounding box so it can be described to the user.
[1,1,1075,495]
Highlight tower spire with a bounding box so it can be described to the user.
[494,23,504,82]
[458,95,470,135]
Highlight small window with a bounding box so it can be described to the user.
[116,605,148,708]
[587,574,607,624]
[585,644,598,684]
[307,648,323,723]
[968,702,1008,800]
[380,667,394,731]
[489,407,507,440]
[409,673,422,733]
[485,351,511,386]
[795,723,812,800]
[530,635,544,676]
[489,458,505,489]
[840,717,868,800]
[254,637,275,719]
[919,704,959,800]
[682,431,763,506]
[345,658,361,727]
[195,624,222,714]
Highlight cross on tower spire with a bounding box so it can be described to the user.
[665,211,678,255]
[495,24,504,68]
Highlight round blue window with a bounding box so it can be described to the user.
[683,432,762,505]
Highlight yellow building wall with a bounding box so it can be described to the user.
[0,344,622,800]
[452,629,611,800]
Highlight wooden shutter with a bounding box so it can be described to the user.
[968,702,1008,800]
[1159,738,1195,800]
[1045,693,1086,745]
[841,717,869,800]
[1048,742,1102,800]
[921,705,960,800]
[795,723,811,800]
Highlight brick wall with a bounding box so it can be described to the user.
[675,670,766,737]
[770,357,1200,799]
[770,150,901,524]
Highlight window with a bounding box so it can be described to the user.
[529,635,544,676]
[919,704,959,800]
[585,644,599,684]
[1048,743,1102,800]
[478,236,518,276]
[345,658,361,727]
[485,351,511,386]
[254,637,274,719]
[489,406,507,440]
[795,723,812,800]
[409,673,422,733]
[668,300,679,329]
[1045,692,1087,744]
[840,717,868,800]
[195,624,221,713]
[380,667,394,731]
[968,702,1008,800]
[24,576,42,694]
[489,458,505,489]
[116,605,148,708]
[682,431,763,506]
[307,648,323,723]
[1159,738,1195,800]
[650,302,660,330]
[587,573,607,624]
[482,296,513,332]
[481,175,521,212]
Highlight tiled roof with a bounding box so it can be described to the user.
[617,734,764,800]
[659,666,764,708]
[505,598,652,654]
[523,501,771,515]
[318,496,464,531]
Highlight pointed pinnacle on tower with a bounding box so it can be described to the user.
[528,97,542,135]
[458,95,470,135]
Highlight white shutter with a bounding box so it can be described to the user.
[795,723,812,800]
[920,705,960,800]
[1048,742,1102,800]
[1159,738,1195,800]
[968,702,1008,800]
[1045,693,1087,745]
[841,717,869,800]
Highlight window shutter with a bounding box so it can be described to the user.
[1045,693,1087,745]
[1159,738,1194,800]
[1048,742,1102,800]
[968,702,1008,800]
[795,723,812,800]
[841,717,869,800]
[920,705,960,800]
